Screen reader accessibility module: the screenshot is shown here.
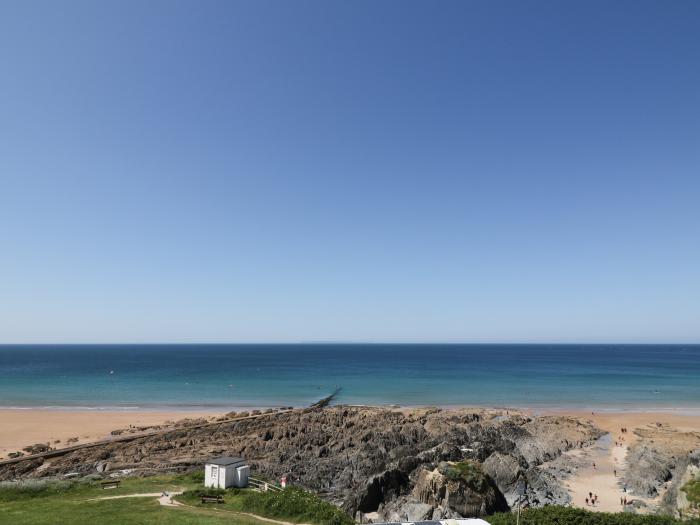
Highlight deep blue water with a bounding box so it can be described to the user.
[0,344,698,410]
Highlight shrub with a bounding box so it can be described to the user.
[441,460,488,491]
[201,488,226,496]
[186,470,205,483]
[488,505,700,525]
[682,476,700,509]
[239,486,353,525]
[0,479,83,501]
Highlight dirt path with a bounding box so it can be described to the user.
[236,511,313,525]
[167,494,314,525]
[180,502,314,525]
[89,488,311,524]
[90,490,184,506]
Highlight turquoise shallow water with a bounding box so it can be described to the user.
[0,344,698,410]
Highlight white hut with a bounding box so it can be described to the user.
[204,456,249,489]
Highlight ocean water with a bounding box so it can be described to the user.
[0,344,698,411]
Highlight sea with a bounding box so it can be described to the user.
[0,344,698,411]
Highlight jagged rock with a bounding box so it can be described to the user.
[22,443,50,454]
[404,502,434,521]
[0,406,601,519]
[624,425,700,508]
[625,444,673,497]
[353,469,410,513]
[661,450,700,518]
[374,496,435,522]
[523,466,570,506]
[482,452,522,495]
[412,462,508,517]
[432,505,463,520]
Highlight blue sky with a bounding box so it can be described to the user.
[0,0,698,343]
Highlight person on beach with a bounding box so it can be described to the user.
[593,462,596,469]
[586,498,589,506]
[614,469,617,477]
[589,492,593,499]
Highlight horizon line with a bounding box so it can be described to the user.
[0,341,698,346]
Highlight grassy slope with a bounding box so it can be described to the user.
[681,474,700,518]
[0,475,266,525]
[178,486,354,525]
[4,474,700,525]
[682,477,700,505]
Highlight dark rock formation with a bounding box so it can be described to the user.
[625,443,674,497]
[413,462,508,517]
[22,443,51,454]
[624,424,700,503]
[0,406,601,520]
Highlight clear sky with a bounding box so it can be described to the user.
[0,0,698,343]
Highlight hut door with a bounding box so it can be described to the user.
[211,466,219,487]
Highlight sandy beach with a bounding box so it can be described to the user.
[0,409,221,459]
[541,410,700,513]
[2,406,699,516]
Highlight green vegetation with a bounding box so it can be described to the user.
[0,477,89,501]
[0,473,283,524]
[6,473,700,525]
[441,460,489,490]
[0,473,351,525]
[179,485,353,525]
[682,475,700,510]
[489,505,700,525]
[0,474,188,502]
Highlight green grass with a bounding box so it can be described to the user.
[0,473,352,524]
[441,460,489,491]
[0,473,273,525]
[178,485,354,525]
[682,475,700,509]
[4,473,700,525]
[0,474,194,502]
[488,505,700,525]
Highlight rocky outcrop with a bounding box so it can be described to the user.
[0,406,601,521]
[412,462,508,517]
[354,469,409,513]
[661,451,700,518]
[625,443,674,497]
[22,443,51,454]
[482,453,522,498]
[624,425,700,501]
